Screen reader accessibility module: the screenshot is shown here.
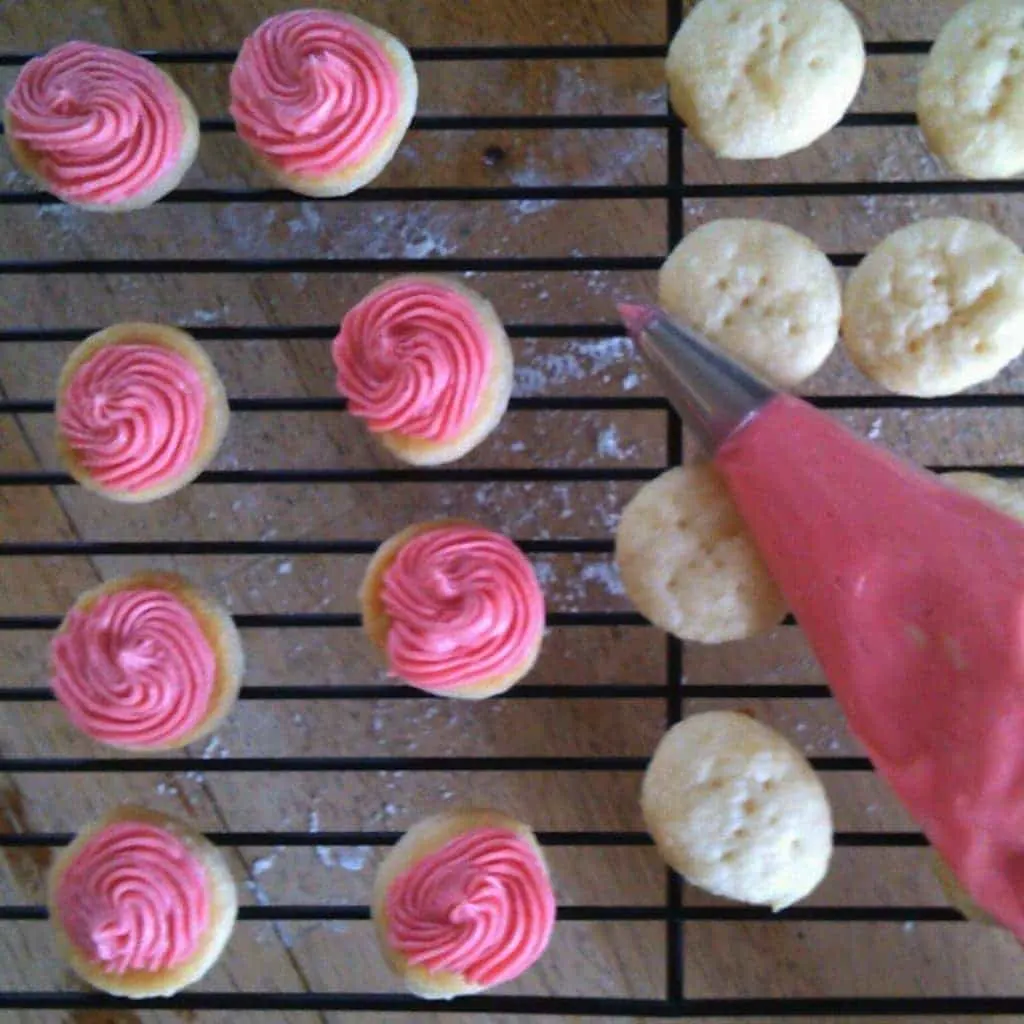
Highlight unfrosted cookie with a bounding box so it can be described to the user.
[918,0,1024,180]
[658,219,840,387]
[615,465,786,644]
[666,0,865,159]
[942,471,1024,521]
[843,219,1024,396]
[641,711,833,909]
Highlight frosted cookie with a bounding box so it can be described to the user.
[334,276,513,466]
[918,0,1024,180]
[51,572,244,751]
[659,219,841,387]
[842,219,1024,397]
[642,712,833,909]
[666,0,865,159]
[55,323,229,502]
[230,9,417,197]
[942,471,1024,521]
[4,42,199,211]
[615,465,786,644]
[372,808,555,999]
[361,520,545,698]
[48,806,237,998]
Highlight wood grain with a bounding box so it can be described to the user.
[2,0,1023,1021]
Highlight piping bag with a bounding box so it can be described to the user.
[620,302,1024,939]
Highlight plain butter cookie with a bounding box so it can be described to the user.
[659,219,840,387]
[642,712,833,909]
[615,465,786,644]
[666,0,865,158]
[843,218,1024,396]
[918,0,1024,180]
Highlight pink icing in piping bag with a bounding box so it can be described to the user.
[619,302,1024,939]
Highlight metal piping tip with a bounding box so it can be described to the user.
[617,302,777,453]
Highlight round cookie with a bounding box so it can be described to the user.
[666,0,865,159]
[941,471,1024,521]
[658,219,841,387]
[360,520,545,698]
[842,219,1024,397]
[48,806,237,998]
[372,808,556,999]
[4,42,199,211]
[230,9,418,197]
[55,323,230,502]
[615,465,786,644]
[641,711,833,909]
[918,0,1024,180]
[51,572,244,751]
[334,276,513,466]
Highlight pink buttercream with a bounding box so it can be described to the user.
[380,525,545,691]
[230,9,402,178]
[386,827,555,987]
[5,41,185,205]
[58,342,207,494]
[333,280,493,442]
[55,821,210,974]
[51,587,216,749]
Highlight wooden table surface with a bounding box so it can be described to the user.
[2,0,1023,1021]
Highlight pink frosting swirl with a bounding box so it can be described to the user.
[55,821,210,974]
[51,587,217,749]
[333,280,493,442]
[229,9,402,178]
[5,41,185,205]
[58,342,207,494]
[381,525,545,691]
[386,827,555,987]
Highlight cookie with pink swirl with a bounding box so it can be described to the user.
[334,276,514,465]
[230,9,417,197]
[372,808,556,999]
[48,806,237,997]
[51,572,244,751]
[360,520,546,698]
[55,323,229,503]
[4,42,199,211]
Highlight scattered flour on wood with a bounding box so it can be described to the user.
[514,336,635,396]
[579,560,625,597]
[251,847,285,878]
[201,735,229,760]
[596,425,638,461]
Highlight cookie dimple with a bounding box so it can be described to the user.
[918,0,1024,179]
[642,712,833,909]
[842,218,1024,397]
[659,219,840,387]
[666,0,865,159]
[615,465,786,644]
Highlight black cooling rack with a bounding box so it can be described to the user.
[2,1,1024,1016]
